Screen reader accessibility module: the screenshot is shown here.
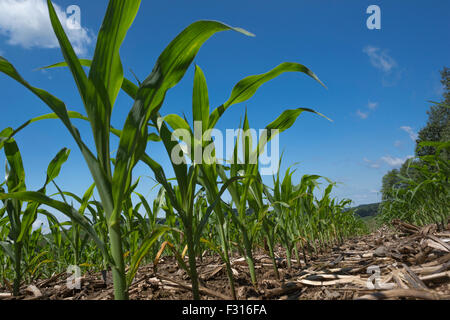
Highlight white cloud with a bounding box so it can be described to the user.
[400,126,418,142]
[365,155,414,169]
[356,101,378,120]
[0,0,94,55]
[363,46,397,73]
[356,110,369,119]
[381,155,414,168]
[368,101,378,110]
[363,157,381,169]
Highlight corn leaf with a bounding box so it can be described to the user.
[209,62,326,129]
[89,0,141,107]
[0,191,112,266]
[126,225,171,287]
[193,65,210,129]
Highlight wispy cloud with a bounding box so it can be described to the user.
[0,0,94,55]
[363,157,381,168]
[394,140,402,148]
[363,46,397,73]
[400,126,418,142]
[356,110,369,120]
[381,155,414,168]
[368,101,378,110]
[364,154,414,169]
[363,46,402,86]
[356,101,378,119]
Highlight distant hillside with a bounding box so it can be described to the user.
[351,203,380,218]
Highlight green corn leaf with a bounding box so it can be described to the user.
[140,153,183,215]
[200,238,226,262]
[89,0,141,107]
[0,191,112,266]
[4,138,26,193]
[194,175,245,245]
[126,225,171,287]
[209,62,326,129]
[193,65,210,130]
[45,148,71,186]
[37,59,92,70]
[153,116,190,204]
[158,114,191,132]
[255,107,331,158]
[0,110,156,150]
[80,183,96,214]
[46,0,89,107]
[0,240,15,264]
[0,128,14,150]
[0,112,89,152]
[17,201,39,243]
[47,0,114,197]
[133,192,154,223]
[39,210,62,248]
[112,21,253,221]
[0,56,114,218]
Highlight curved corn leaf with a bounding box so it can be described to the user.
[209,62,326,129]
[0,128,14,150]
[112,21,253,222]
[0,191,112,266]
[133,192,154,223]
[194,175,245,245]
[46,0,89,106]
[157,114,191,132]
[4,138,26,193]
[200,238,226,261]
[47,0,114,205]
[45,148,71,186]
[17,202,39,243]
[140,153,182,215]
[255,107,331,159]
[126,225,171,287]
[0,111,89,152]
[0,240,15,263]
[38,59,92,70]
[0,56,113,218]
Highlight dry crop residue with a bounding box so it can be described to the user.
[1,220,449,300]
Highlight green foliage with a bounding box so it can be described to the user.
[416,67,450,158]
[379,140,450,226]
[352,203,380,218]
[379,67,449,227]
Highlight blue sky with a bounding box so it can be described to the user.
[0,0,449,218]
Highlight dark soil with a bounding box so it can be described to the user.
[1,220,449,300]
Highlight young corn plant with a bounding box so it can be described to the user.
[218,106,330,286]
[0,137,69,296]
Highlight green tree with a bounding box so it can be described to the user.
[415,67,450,157]
[381,67,449,200]
[381,168,401,200]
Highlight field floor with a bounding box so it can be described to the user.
[1,220,449,300]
